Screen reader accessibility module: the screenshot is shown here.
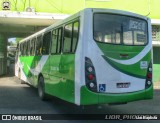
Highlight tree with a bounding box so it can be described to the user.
[16,38,23,44]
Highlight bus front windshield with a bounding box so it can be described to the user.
[93,13,148,45]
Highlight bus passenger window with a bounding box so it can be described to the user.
[42,32,51,55]
[30,40,32,55]
[63,23,72,53]
[27,41,30,56]
[23,42,27,56]
[57,28,62,53]
[72,21,79,52]
[21,44,23,56]
[51,30,58,54]
[30,38,36,56]
[36,35,43,55]
[51,28,62,54]
[19,45,21,56]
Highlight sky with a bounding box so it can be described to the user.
[8,38,16,43]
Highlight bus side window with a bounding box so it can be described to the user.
[17,44,20,56]
[57,28,62,53]
[36,35,43,55]
[23,43,25,56]
[30,40,32,55]
[19,44,21,56]
[51,30,58,54]
[20,43,23,56]
[21,43,24,56]
[20,44,23,56]
[24,42,27,56]
[33,38,36,55]
[30,39,33,55]
[51,28,62,54]
[72,21,79,52]
[42,32,51,55]
[30,38,36,56]
[63,23,72,53]
[27,40,30,56]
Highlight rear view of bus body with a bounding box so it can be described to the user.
[75,9,153,105]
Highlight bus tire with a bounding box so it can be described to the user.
[38,76,47,101]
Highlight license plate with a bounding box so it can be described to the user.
[117,82,130,88]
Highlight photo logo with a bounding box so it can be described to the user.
[2,115,11,120]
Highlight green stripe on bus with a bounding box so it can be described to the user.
[102,55,147,79]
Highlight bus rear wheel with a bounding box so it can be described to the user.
[38,76,47,101]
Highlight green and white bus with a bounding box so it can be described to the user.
[15,8,153,105]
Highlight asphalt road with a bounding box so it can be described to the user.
[0,64,160,123]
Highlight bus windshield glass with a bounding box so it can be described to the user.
[93,13,148,45]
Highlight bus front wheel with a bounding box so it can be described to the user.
[38,76,47,101]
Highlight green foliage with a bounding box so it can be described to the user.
[16,38,23,44]
[153,64,160,82]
